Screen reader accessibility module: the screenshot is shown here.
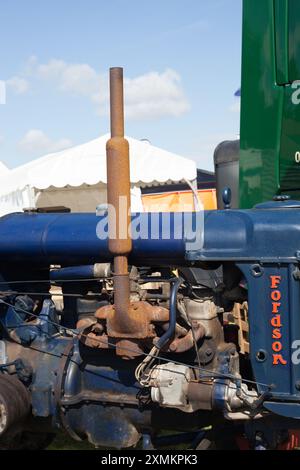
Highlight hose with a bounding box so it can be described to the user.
[155,277,182,349]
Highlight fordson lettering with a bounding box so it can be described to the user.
[270,275,287,366]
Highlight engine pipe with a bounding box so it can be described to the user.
[106,67,132,336]
[50,264,111,282]
[50,265,96,281]
[155,277,182,349]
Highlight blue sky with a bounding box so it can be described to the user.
[0,0,242,170]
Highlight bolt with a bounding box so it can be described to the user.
[295,381,300,391]
[293,269,300,280]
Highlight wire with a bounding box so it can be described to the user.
[0,361,17,370]
[0,278,105,285]
[0,275,170,286]
[135,346,159,387]
[0,290,104,298]
[0,296,273,391]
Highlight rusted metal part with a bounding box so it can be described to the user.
[80,331,111,349]
[107,68,131,255]
[114,339,147,359]
[113,258,131,333]
[80,304,205,357]
[76,317,98,331]
[106,67,133,337]
[160,322,188,337]
[96,301,169,338]
[166,322,206,353]
[80,302,206,356]
[79,300,170,358]
[78,325,153,359]
[109,67,125,138]
[77,318,106,349]
[105,68,176,344]
[79,327,153,359]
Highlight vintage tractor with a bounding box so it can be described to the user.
[1,0,300,450]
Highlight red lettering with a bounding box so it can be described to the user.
[271,290,281,301]
[270,275,286,366]
[272,302,281,313]
[272,328,282,339]
[270,275,281,289]
[273,354,287,365]
[272,341,282,352]
[270,315,283,328]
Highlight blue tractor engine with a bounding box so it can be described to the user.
[1,68,300,451]
[1,204,300,449]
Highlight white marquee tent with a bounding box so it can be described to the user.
[0,162,10,177]
[0,134,197,215]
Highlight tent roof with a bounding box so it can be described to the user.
[0,134,197,195]
[0,162,10,176]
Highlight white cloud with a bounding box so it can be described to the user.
[124,69,190,120]
[27,57,190,120]
[24,55,38,75]
[19,129,72,155]
[37,59,101,97]
[6,76,29,94]
[32,58,108,107]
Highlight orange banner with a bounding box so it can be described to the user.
[142,189,217,212]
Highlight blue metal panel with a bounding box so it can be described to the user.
[188,208,300,262]
[237,264,294,396]
[0,213,187,266]
[1,208,300,266]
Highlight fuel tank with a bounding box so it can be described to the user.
[0,205,299,266]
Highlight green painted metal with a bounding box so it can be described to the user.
[239,0,300,208]
[274,0,289,85]
[289,0,300,81]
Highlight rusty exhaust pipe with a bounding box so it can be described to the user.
[106,67,132,335]
[79,66,175,357]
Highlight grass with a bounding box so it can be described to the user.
[47,432,95,450]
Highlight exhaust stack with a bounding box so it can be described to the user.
[87,66,170,358]
[106,67,132,335]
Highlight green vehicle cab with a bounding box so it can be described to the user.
[217,0,300,209]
